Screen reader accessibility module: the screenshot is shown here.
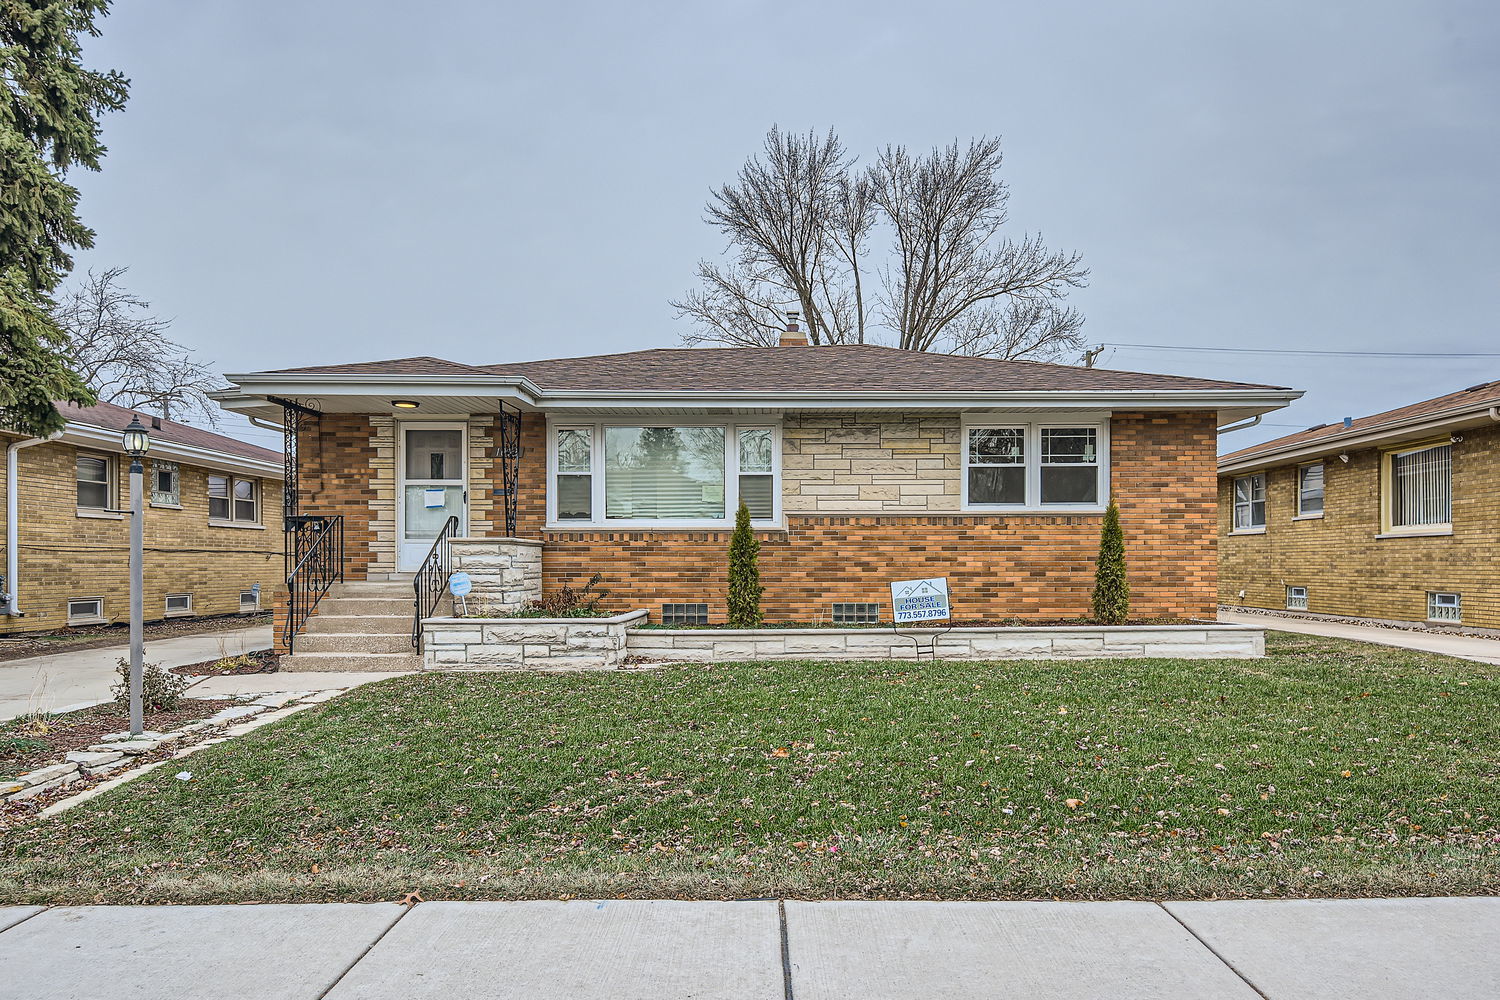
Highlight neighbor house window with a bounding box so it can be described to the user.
[962,418,1108,510]
[151,461,180,506]
[1385,444,1451,533]
[76,454,112,510]
[1232,473,1266,531]
[164,593,193,615]
[1296,463,1324,516]
[549,422,778,526]
[67,597,105,624]
[1286,586,1308,611]
[210,475,260,524]
[1427,591,1461,623]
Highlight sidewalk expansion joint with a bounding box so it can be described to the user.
[1157,902,1270,1000]
[314,903,411,1000]
[778,899,795,1000]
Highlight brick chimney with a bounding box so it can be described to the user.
[778,310,807,347]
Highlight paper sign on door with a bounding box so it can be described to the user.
[423,488,446,509]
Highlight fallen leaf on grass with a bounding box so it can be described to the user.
[400,891,423,907]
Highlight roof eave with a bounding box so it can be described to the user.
[58,422,283,478]
[1218,402,1500,474]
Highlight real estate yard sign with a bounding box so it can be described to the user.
[890,577,950,623]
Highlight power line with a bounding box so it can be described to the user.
[1105,343,1500,359]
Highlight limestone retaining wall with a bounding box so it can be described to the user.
[447,537,543,614]
[421,609,648,670]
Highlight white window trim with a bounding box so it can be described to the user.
[239,589,261,612]
[67,597,106,625]
[1427,591,1461,623]
[1381,442,1452,536]
[545,417,783,529]
[164,593,194,617]
[1286,585,1308,611]
[209,474,262,526]
[1229,471,1267,534]
[75,452,116,513]
[1295,462,1325,518]
[959,412,1110,514]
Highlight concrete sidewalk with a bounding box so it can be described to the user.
[0,625,273,721]
[1219,609,1500,665]
[0,897,1495,999]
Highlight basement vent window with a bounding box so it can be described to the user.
[164,593,193,616]
[831,602,881,625]
[1285,586,1308,611]
[67,598,104,624]
[660,603,709,626]
[1427,592,1461,623]
[239,589,260,612]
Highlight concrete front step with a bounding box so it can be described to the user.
[281,650,421,672]
[294,631,414,654]
[327,581,415,598]
[316,596,414,616]
[303,614,411,636]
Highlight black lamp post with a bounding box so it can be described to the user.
[122,416,151,735]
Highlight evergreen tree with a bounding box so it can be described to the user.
[1091,499,1130,624]
[1,1,128,435]
[726,499,762,627]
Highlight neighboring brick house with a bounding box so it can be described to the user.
[2,401,285,635]
[1218,380,1500,631]
[212,326,1298,664]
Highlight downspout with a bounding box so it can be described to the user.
[249,415,284,433]
[1216,414,1262,435]
[1489,407,1500,423]
[4,433,60,617]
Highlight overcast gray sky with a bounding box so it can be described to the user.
[70,1,1500,453]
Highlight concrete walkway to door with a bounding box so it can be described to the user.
[1218,609,1500,665]
[1,896,1496,999]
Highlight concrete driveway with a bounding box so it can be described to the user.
[0,897,1495,999]
[0,625,271,721]
[1219,610,1500,664]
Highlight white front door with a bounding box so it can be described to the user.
[398,423,467,571]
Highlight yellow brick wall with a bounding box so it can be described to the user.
[782,412,962,513]
[0,435,284,635]
[1217,420,1500,629]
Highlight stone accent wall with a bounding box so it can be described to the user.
[627,624,1264,662]
[1219,420,1500,629]
[449,537,543,614]
[367,416,397,578]
[782,412,960,513]
[422,609,646,670]
[527,411,1219,622]
[0,434,283,635]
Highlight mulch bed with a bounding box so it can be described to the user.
[171,649,280,677]
[2,700,237,778]
[0,614,272,664]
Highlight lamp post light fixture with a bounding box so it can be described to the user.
[122,416,151,735]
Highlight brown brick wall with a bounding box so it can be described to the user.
[504,410,1218,621]
[294,413,379,579]
[0,434,283,635]
[1218,421,1500,629]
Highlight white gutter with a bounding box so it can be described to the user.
[55,424,282,479]
[1216,414,1262,434]
[1220,400,1500,474]
[5,433,60,617]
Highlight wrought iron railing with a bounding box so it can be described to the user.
[412,515,460,650]
[283,514,344,654]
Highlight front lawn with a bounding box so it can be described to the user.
[1,633,1495,903]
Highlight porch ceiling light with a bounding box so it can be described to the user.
[391,399,421,409]
[121,415,151,456]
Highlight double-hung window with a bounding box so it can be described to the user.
[1232,473,1266,531]
[76,454,113,511]
[1296,463,1324,517]
[962,417,1107,510]
[1384,443,1451,534]
[210,475,260,525]
[549,422,779,526]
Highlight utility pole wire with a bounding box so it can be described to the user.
[1106,343,1500,359]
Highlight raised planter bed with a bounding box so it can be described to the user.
[421,614,1264,669]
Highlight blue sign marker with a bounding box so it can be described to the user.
[448,572,472,597]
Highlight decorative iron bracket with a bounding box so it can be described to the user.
[494,402,524,537]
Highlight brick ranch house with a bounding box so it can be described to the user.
[2,401,285,635]
[212,331,1299,666]
[1219,379,1500,632]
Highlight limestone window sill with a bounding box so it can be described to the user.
[1227,527,1266,536]
[76,509,122,521]
[209,520,266,531]
[66,617,109,626]
[163,611,195,619]
[1291,513,1324,521]
[1375,528,1453,539]
[150,502,184,510]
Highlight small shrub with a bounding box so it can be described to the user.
[517,573,609,618]
[1091,499,1130,624]
[726,499,763,628]
[112,657,189,713]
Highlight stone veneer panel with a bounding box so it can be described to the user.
[782,412,961,514]
[449,537,543,614]
[422,609,646,670]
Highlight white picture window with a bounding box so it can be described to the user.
[67,597,105,623]
[961,417,1109,511]
[548,421,779,527]
[76,454,112,510]
[1286,586,1308,611]
[1427,591,1461,623]
[164,593,193,615]
[1296,463,1324,516]
[1386,444,1451,532]
[1232,473,1266,531]
[210,475,260,524]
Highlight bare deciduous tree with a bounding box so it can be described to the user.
[675,128,1090,362]
[53,268,221,425]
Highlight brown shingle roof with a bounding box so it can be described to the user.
[478,344,1286,393]
[262,356,495,376]
[58,400,282,466]
[1220,379,1500,466]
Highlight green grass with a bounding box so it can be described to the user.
[1,633,1495,904]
